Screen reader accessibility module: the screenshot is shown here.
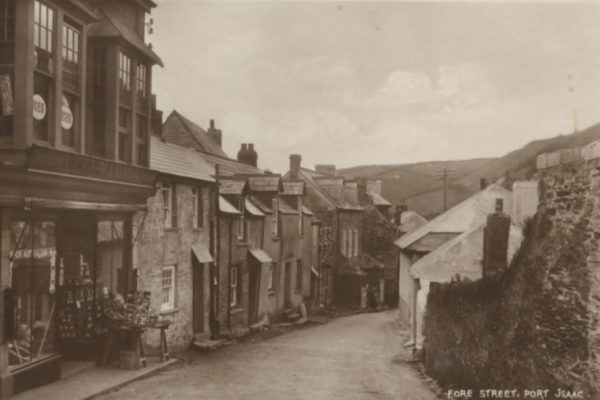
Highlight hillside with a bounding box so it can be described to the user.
[339,122,600,219]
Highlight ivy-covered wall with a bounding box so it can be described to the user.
[424,154,600,398]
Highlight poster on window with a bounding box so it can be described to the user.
[33,94,46,120]
[0,75,14,117]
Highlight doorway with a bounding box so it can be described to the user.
[192,260,204,334]
[248,260,261,325]
[284,261,292,309]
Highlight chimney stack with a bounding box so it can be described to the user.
[482,198,511,277]
[207,119,223,147]
[315,164,336,177]
[290,154,302,179]
[356,178,368,205]
[237,143,258,167]
[480,177,488,190]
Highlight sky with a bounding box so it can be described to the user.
[150,0,600,173]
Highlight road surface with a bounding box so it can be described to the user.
[97,310,437,400]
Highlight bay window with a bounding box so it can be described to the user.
[32,1,55,142]
[135,113,147,165]
[61,22,81,148]
[118,107,131,162]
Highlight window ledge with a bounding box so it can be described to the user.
[230,307,244,315]
[159,307,178,316]
[271,236,280,242]
[268,289,276,297]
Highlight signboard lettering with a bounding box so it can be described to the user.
[33,94,47,120]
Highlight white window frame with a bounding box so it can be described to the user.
[268,263,274,290]
[162,183,172,228]
[238,197,246,240]
[298,197,303,235]
[272,198,279,236]
[230,266,238,307]
[161,265,176,311]
[191,188,198,229]
[341,230,347,256]
[347,229,353,257]
[353,229,359,257]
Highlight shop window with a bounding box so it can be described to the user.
[272,198,279,236]
[60,92,78,148]
[96,220,126,296]
[237,197,246,241]
[118,107,131,162]
[0,0,15,42]
[8,220,57,369]
[296,259,303,292]
[160,265,175,311]
[230,266,238,307]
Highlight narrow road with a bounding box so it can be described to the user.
[97,310,437,400]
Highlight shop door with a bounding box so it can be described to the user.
[284,262,292,309]
[192,260,204,334]
[8,219,58,370]
[248,261,261,325]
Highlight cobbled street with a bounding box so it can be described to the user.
[96,311,437,400]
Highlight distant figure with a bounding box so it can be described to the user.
[367,284,378,311]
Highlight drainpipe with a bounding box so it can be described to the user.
[227,218,233,331]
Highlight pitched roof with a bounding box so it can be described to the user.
[326,252,384,276]
[88,8,163,66]
[249,196,272,214]
[162,111,228,158]
[369,191,392,207]
[282,181,305,196]
[410,222,523,282]
[296,168,362,211]
[395,183,513,250]
[302,206,314,216]
[279,198,298,215]
[246,175,282,192]
[399,211,428,234]
[219,178,247,196]
[150,136,214,183]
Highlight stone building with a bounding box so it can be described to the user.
[133,136,215,352]
[0,0,162,395]
[285,156,384,309]
[161,112,316,335]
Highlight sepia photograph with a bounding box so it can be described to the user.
[0,0,599,399]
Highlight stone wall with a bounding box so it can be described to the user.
[423,141,600,397]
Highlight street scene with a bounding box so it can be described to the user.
[1,0,600,399]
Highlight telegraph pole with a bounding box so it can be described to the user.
[568,74,578,134]
[435,167,454,212]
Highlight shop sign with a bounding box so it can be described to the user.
[33,94,47,120]
[61,97,73,130]
[0,75,14,116]
[12,247,56,260]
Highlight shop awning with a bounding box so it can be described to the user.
[25,197,147,212]
[249,248,273,263]
[311,266,320,277]
[192,244,214,263]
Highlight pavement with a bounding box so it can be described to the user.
[96,310,438,400]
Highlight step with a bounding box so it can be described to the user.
[191,339,228,353]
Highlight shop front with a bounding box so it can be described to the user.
[0,147,156,397]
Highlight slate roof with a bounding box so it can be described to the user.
[279,198,298,215]
[295,168,362,211]
[88,9,163,66]
[245,199,265,217]
[249,196,272,214]
[282,181,305,196]
[219,179,247,196]
[150,136,215,183]
[369,192,392,207]
[202,153,263,176]
[246,175,283,192]
[399,211,428,235]
[395,183,513,250]
[162,111,228,158]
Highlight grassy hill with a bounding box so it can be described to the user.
[339,122,600,219]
